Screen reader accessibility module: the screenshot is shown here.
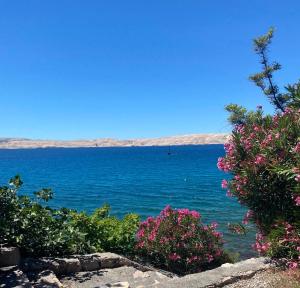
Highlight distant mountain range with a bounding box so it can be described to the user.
[0,134,229,149]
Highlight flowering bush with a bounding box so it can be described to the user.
[135,205,230,274]
[219,107,300,267]
[218,28,300,268]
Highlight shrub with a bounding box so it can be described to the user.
[135,205,229,275]
[0,176,139,257]
[70,206,140,255]
[219,28,300,268]
[219,107,300,266]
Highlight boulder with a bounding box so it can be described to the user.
[35,270,63,288]
[0,246,21,267]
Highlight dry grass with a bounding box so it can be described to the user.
[225,269,300,288]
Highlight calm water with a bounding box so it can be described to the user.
[0,145,256,258]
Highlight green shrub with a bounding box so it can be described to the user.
[0,176,139,257]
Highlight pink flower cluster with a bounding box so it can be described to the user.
[252,233,271,254]
[256,222,300,268]
[135,205,226,274]
[294,195,300,206]
[242,210,254,225]
[293,142,300,153]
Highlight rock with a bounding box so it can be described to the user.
[133,270,150,278]
[0,267,32,287]
[108,282,130,287]
[98,253,124,269]
[222,263,234,268]
[60,266,170,288]
[22,258,60,273]
[156,257,272,288]
[58,258,81,274]
[0,247,21,267]
[35,270,63,288]
[78,254,101,271]
[22,257,81,275]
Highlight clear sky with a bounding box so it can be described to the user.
[0,1,299,140]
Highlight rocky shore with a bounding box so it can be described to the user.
[2,247,291,288]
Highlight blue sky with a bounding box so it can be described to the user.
[0,1,299,140]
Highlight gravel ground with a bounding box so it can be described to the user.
[225,270,300,288]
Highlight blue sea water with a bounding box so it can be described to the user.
[0,145,256,258]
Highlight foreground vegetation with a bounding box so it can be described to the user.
[0,177,229,275]
[0,176,139,257]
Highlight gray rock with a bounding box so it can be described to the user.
[77,254,101,271]
[98,253,124,269]
[0,247,21,268]
[22,258,60,273]
[156,257,271,288]
[60,266,170,288]
[0,267,32,288]
[22,257,81,275]
[56,258,81,274]
[35,270,63,288]
[108,282,130,287]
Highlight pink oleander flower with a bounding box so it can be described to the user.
[243,210,253,224]
[169,253,181,261]
[254,125,260,132]
[148,230,157,241]
[217,157,233,172]
[212,231,222,238]
[288,261,298,269]
[137,229,145,238]
[254,154,266,165]
[294,196,300,206]
[206,254,214,263]
[217,157,226,171]
[190,210,201,219]
[226,190,233,197]
[293,142,300,153]
[235,124,245,134]
[295,174,300,182]
[224,142,235,156]
[136,241,145,248]
[187,256,198,263]
[221,179,228,189]
[160,205,172,217]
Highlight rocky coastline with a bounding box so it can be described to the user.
[0,247,277,288]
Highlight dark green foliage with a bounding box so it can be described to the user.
[227,28,300,125]
[249,28,285,112]
[0,176,139,257]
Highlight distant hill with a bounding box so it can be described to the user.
[0,134,229,149]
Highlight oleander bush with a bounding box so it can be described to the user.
[135,205,230,275]
[0,175,139,257]
[219,28,300,268]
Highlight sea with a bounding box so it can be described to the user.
[0,145,256,258]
